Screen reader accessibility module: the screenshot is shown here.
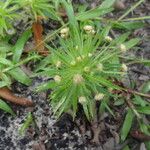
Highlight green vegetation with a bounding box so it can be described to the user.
[0,0,150,148]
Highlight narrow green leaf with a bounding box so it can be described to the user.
[99,0,116,9]
[136,106,150,115]
[113,32,130,45]
[123,145,130,150]
[76,8,113,21]
[36,81,56,92]
[13,29,32,63]
[124,38,140,50]
[19,112,33,135]
[0,58,12,66]
[121,109,134,141]
[134,95,148,107]
[8,67,31,86]
[0,99,15,116]
[113,22,144,30]
[141,81,150,93]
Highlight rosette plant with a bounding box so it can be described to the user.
[36,1,140,120]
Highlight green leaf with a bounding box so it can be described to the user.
[124,38,140,50]
[99,0,116,9]
[123,145,130,150]
[0,81,8,88]
[95,76,121,90]
[13,29,32,63]
[121,109,134,141]
[113,22,145,30]
[114,99,124,106]
[134,95,148,107]
[0,58,12,66]
[76,8,113,21]
[36,81,56,92]
[83,104,90,120]
[19,112,33,135]
[113,32,130,45]
[8,67,31,86]
[141,81,150,93]
[136,106,150,115]
[0,99,15,116]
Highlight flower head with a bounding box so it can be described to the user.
[105,36,113,42]
[120,44,127,53]
[121,64,128,72]
[78,96,86,104]
[54,75,61,83]
[73,74,84,84]
[55,61,61,68]
[94,93,104,101]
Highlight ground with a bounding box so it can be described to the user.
[0,0,150,150]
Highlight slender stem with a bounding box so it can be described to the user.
[118,0,145,21]
[122,16,150,21]
[2,55,39,73]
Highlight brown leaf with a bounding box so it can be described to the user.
[0,87,34,106]
[32,21,44,52]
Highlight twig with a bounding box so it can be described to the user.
[0,87,34,106]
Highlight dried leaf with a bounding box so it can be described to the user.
[0,87,34,106]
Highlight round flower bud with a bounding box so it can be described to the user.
[97,63,103,71]
[83,25,93,32]
[54,75,61,83]
[60,27,69,34]
[61,33,67,38]
[94,93,104,101]
[91,29,96,35]
[88,53,92,57]
[76,56,82,62]
[120,44,127,53]
[75,45,79,50]
[84,66,90,72]
[55,61,61,68]
[78,96,86,104]
[121,64,128,72]
[70,61,76,66]
[105,36,113,42]
[73,74,84,84]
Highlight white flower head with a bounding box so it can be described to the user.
[60,27,69,34]
[75,45,79,50]
[60,27,69,38]
[78,96,86,104]
[97,63,103,71]
[120,44,127,53]
[76,56,82,62]
[55,61,61,68]
[73,74,84,84]
[61,33,67,38]
[91,29,96,35]
[54,75,61,83]
[121,64,128,72]
[105,36,113,42]
[70,61,76,66]
[83,25,93,31]
[88,53,92,58]
[94,93,104,101]
[84,66,90,72]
